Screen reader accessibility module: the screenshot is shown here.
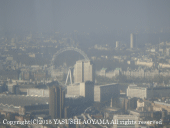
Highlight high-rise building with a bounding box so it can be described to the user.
[116,41,119,48]
[130,33,136,49]
[74,60,84,83]
[74,60,95,83]
[166,48,170,56]
[49,85,65,119]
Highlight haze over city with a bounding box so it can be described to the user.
[0,0,170,33]
[0,0,170,128]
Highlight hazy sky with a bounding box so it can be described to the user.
[0,0,170,33]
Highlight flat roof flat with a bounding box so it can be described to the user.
[0,94,48,107]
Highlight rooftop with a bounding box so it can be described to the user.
[95,83,118,87]
[0,94,48,107]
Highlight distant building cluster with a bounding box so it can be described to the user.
[19,66,48,81]
[127,85,170,99]
[1,31,170,127]
[123,68,160,79]
[97,66,170,80]
[96,68,122,78]
[124,67,170,78]
[0,95,49,115]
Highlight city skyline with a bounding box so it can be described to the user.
[0,0,170,127]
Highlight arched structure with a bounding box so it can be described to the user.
[51,47,89,67]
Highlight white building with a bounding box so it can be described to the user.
[113,115,139,128]
[127,85,148,99]
[127,85,170,99]
[27,88,49,97]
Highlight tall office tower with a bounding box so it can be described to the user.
[49,85,65,119]
[74,60,84,83]
[74,60,95,83]
[166,48,170,56]
[130,33,136,49]
[116,41,119,48]
[84,61,95,82]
